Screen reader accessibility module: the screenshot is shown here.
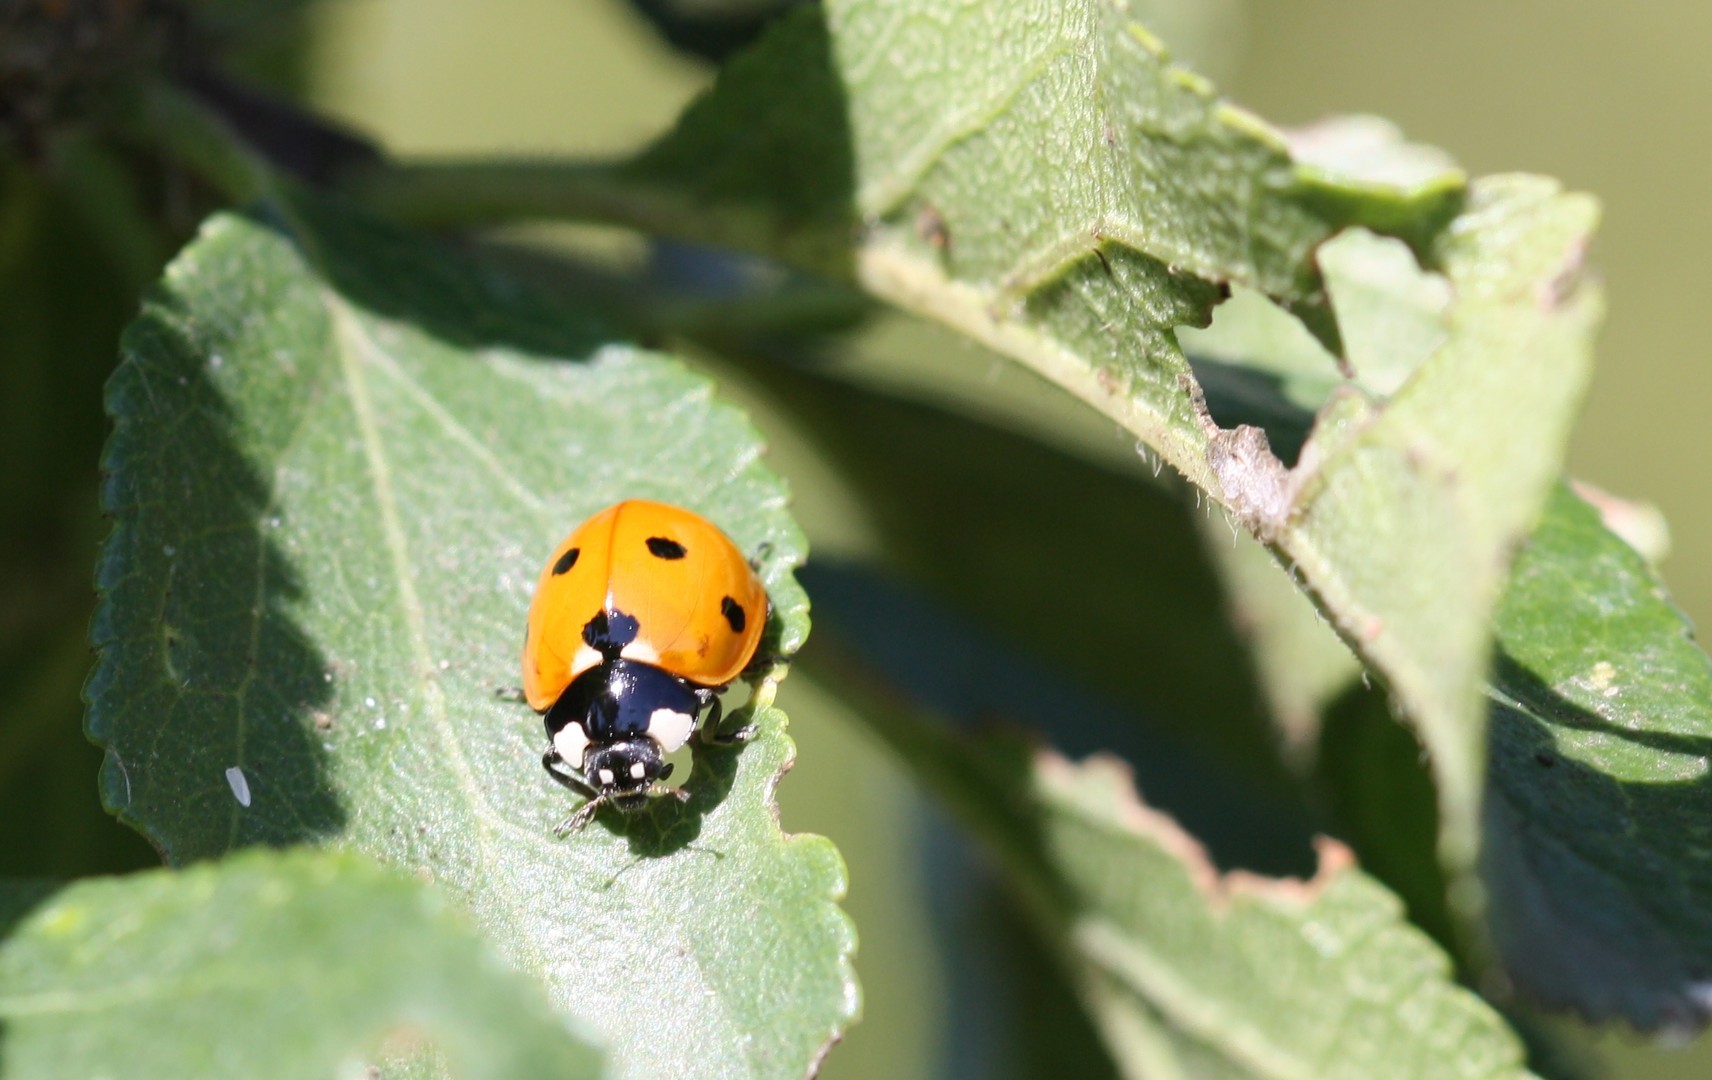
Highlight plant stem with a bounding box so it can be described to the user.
[342,159,650,232]
[122,81,275,207]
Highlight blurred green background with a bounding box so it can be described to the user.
[5,1,1709,1077]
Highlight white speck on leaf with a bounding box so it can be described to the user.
[225,766,251,808]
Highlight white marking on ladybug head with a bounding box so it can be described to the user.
[649,708,695,753]
[630,761,647,779]
[622,640,660,665]
[598,767,616,786]
[552,721,591,770]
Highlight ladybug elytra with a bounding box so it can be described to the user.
[522,499,767,833]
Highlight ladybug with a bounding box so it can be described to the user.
[522,499,768,833]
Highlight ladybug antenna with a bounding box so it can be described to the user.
[648,781,691,805]
[554,795,608,837]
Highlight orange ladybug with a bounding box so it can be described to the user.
[522,500,767,832]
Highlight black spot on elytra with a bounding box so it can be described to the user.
[583,608,640,658]
[721,596,746,633]
[552,547,580,575]
[646,536,687,560]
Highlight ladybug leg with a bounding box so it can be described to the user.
[747,541,775,573]
[542,747,594,795]
[738,609,793,680]
[740,652,789,680]
[708,723,758,746]
[696,690,756,746]
[494,686,528,705]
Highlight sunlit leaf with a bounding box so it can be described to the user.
[87,196,855,1079]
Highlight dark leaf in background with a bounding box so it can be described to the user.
[0,144,171,878]
[626,0,806,63]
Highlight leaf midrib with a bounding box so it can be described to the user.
[324,290,547,855]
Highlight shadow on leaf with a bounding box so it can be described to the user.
[1485,646,1712,1031]
[89,285,345,859]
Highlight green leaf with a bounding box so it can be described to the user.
[1264,176,1600,882]
[87,196,856,1078]
[804,645,1535,1080]
[1485,485,1712,1031]
[1188,218,1712,1027]
[615,3,1461,330]
[1202,473,1712,1030]
[0,849,600,1079]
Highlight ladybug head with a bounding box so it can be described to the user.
[584,737,674,809]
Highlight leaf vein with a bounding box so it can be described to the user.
[856,32,1077,216]
[362,341,551,518]
[325,292,522,853]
